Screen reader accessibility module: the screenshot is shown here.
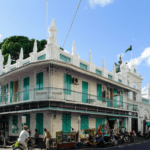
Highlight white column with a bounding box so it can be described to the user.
[127,117,131,132]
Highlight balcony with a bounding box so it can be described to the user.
[0,87,138,112]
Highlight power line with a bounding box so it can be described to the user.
[62,0,81,48]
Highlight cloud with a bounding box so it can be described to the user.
[89,0,114,8]
[126,47,150,67]
[85,7,88,9]
[0,34,3,40]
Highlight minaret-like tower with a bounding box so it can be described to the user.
[72,41,76,55]
[89,50,92,63]
[102,58,105,68]
[7,54,11,65]
[47,18,58,46]
[0,50,4,72]
[33,40,37,53]
[19,47,24,60]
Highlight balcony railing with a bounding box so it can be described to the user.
[0,87,138,112]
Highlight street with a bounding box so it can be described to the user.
[1,140,150,150]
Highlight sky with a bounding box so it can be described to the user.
[0,0,150,91]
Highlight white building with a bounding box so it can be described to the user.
[0,18,142,142]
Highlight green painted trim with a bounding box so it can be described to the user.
[10,67,16,71]
[118,79,122,83]
[38,54,46,60]
[23,61,30,66]
[96,69,102,76]
[60,54,71,63]
[108,74,112,80]
[142,99,149,104]
[80,63,87,70]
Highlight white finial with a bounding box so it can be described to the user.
[138,71,141,76]
[51,18,55,26]
[33,40,37,53]
[113,63,116,73]
[72,40,76,55]
[103,57,105,68]
[19,47,23,60]
[89,50,92,63]
[7,54,11,65]
[0,50,4,62]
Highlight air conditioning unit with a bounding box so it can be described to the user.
[72,77,79,85]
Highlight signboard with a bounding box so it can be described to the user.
[52,91,62,95]
[22,116,26,124]
[35,90,48,99]
[36,91,48,95]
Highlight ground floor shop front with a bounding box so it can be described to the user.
[0,110,136,142]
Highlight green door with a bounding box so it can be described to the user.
[64,74,71,95]
[36,113,43,135]
[82,81,88,103]
[22,114,30,130]
[62,114,71,132]
[23,77,29,100]
[10,81,13,103]
[81,115,89,131]
[36,72,43,90]
[97,84,102,101]
[96,118,105,132]
[123,118,126,128]
[113,89,117,108]
[12,115,18,133]
[119,91,123,106]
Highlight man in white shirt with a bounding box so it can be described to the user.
[18,125,30,150]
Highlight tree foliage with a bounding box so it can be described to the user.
[0,36,47,65]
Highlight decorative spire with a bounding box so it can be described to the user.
[118,55,122,65]
[7,54,11,65]
[33,40,37,53]
[72,40,76,55]
[0,50,4,62]
[48,18,57,34]
[113,63,116,73]
[19,47,23,60]
[89,50,92,63]
[102,57,105,68]
[148,82,150,88]
[138,71,141,76]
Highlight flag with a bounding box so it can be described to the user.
[125,45,132,53]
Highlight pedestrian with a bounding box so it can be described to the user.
[34,129,39,145]
[18,125,31,150]
[43,128,52,150]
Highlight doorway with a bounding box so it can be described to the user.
[13,81,18,102]
[108,120,115,129]
[110,88,113,107]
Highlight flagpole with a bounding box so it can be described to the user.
[131,44,132,64]
[46,1,48,39]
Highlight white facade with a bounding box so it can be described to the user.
[0,18,148,140]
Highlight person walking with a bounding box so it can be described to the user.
[43,128,52,150]
[34,129,39,145]
[18,125,31,150]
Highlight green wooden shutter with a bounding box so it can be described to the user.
[36,73,40,89]
[10,81,13,103]
[40,72,43,89]
[62,114,71,132]
[96,118,105,132]
[63,74,71,95]
[23,77,29,100]
[12,115,18,133]
[113,89,117,108]
[82,81,88,103]
[36,113,43,135]
[36,72,43,90]
[6,84,8,102]
[97,84,102,101]
[119,91,123,106]
[23,114,30,130]
[81,115,89,130]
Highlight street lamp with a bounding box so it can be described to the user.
[77,116,81,143]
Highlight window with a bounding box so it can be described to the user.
[36,72,43,90]
[108,74,112,80]
[36,113,43,135]
[142,99,149,104]
[134,69,136,73]
[133,92,136,101]
[62,114,71,132]
[96,69,102,76]
[64,74,71,95]
[96,118,105,132]
[118,79,122,83]
[80,63,87,70]
[60,54,70,63]
[12,115,18,133]
[38,54,46,60]
[10,81,13,103]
